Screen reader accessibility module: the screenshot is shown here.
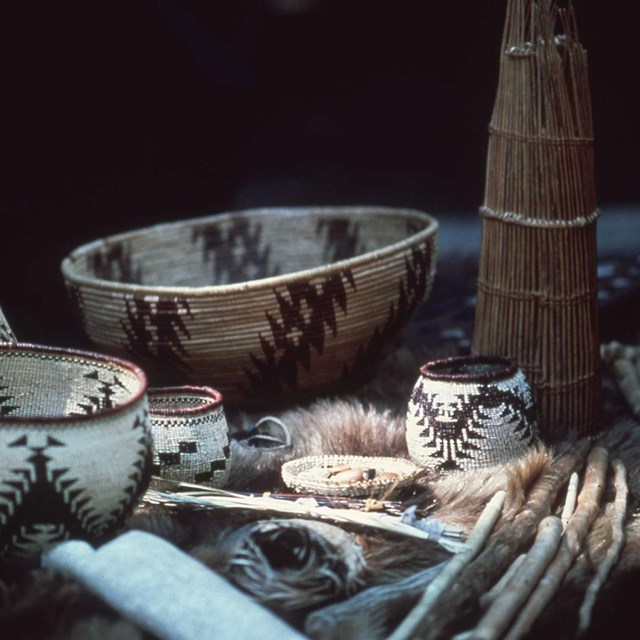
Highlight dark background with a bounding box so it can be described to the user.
[1,0,638,346]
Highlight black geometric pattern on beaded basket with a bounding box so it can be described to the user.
[241,269,357,396]
[121,297,193,384]
[0,408,152,558]
[108,408,153,534]
[411,389,487,472]
[69,370,128,415]
[0,375,19,416]
[342,238,434,380]
[153,442,231,483]
[410,376,537,472]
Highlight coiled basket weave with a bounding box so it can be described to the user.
[0,342,152,559]
[61,206,438,406]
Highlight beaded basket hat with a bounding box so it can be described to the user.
[148,386,231,488]
[0,342,152,558]
[406,355,540,473]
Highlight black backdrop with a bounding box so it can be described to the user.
[1,0,638,346]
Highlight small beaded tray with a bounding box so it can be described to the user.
[281,454,422,497]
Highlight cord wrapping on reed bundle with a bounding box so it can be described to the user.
[472,0,601,439]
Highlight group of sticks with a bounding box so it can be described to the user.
[388,441,628,640]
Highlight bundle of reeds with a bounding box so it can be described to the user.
[472,0,601,439]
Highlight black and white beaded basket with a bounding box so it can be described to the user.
[0,342,152,559]
[148,386,231,488]
[406,355,540,473]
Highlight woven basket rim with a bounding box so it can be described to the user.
[0,341,148,425]
[281,454,422,496]
[147,385,223,415]
[61,206,438,296]
[419,355,519,383]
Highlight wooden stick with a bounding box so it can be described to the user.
[478,554,526,609]
[457,516,563,640]
[387,491,506,640]
[561,472,579,530]
[503,446,609,640]
[577,458,629,636]
[414,438,590,640]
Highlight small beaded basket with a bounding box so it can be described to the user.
[406,355,539,473]
[148,386,231,488]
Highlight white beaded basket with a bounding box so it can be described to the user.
[0,342,152,559]
[281,454,422,497]
[148,386,230,488]
[406,355,540,473]
[61,206,438,407]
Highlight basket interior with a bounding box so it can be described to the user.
[68,208,434,287]
[0,350,144,419]
[148,390,216,414]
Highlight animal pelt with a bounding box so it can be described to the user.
[226,398,410,491]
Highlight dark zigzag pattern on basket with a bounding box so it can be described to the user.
[91,242,143,284]
[121,297,192,383]
[409,379,488,472]
[105,408,153,536]
[193,217,280,284]
[342,239,434,381]
[317,218,361,263]
[240,270,357,396]
[0,410,152,557]
[68,370,128,416]
[0,376,19,416]
[0,435,105,557]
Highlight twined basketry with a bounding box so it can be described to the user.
[472,0,601,438]
[148,386,231,488]
[406,355,540,473]
[61,206,438,406]
[0,342,152,558]
[281,454,422,497]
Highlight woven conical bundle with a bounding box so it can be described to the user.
[472,0,601,439]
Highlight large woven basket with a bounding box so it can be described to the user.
[0,342,152,559]
[61,206,438,406]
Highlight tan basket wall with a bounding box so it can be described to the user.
[472,0,602,439]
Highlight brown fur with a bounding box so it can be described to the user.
[227,398,408,491]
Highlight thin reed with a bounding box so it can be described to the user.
[473,0,601,438]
